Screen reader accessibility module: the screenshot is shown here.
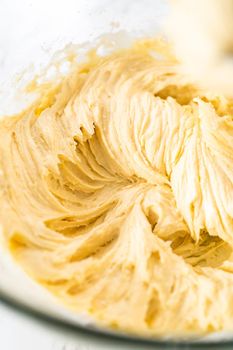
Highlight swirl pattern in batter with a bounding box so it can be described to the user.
[1,40,233,336]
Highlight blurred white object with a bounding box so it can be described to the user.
[167,0,233,95]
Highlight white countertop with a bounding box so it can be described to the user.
[0,302,88,350]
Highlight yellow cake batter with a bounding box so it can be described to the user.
[1,39,233,336]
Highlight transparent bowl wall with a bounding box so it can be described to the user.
[0,1,232,349]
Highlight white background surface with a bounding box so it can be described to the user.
[0,302,84,350]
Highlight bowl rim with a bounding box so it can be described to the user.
[0,288,232,349]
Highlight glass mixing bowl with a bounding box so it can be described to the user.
[0,1,232,349]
